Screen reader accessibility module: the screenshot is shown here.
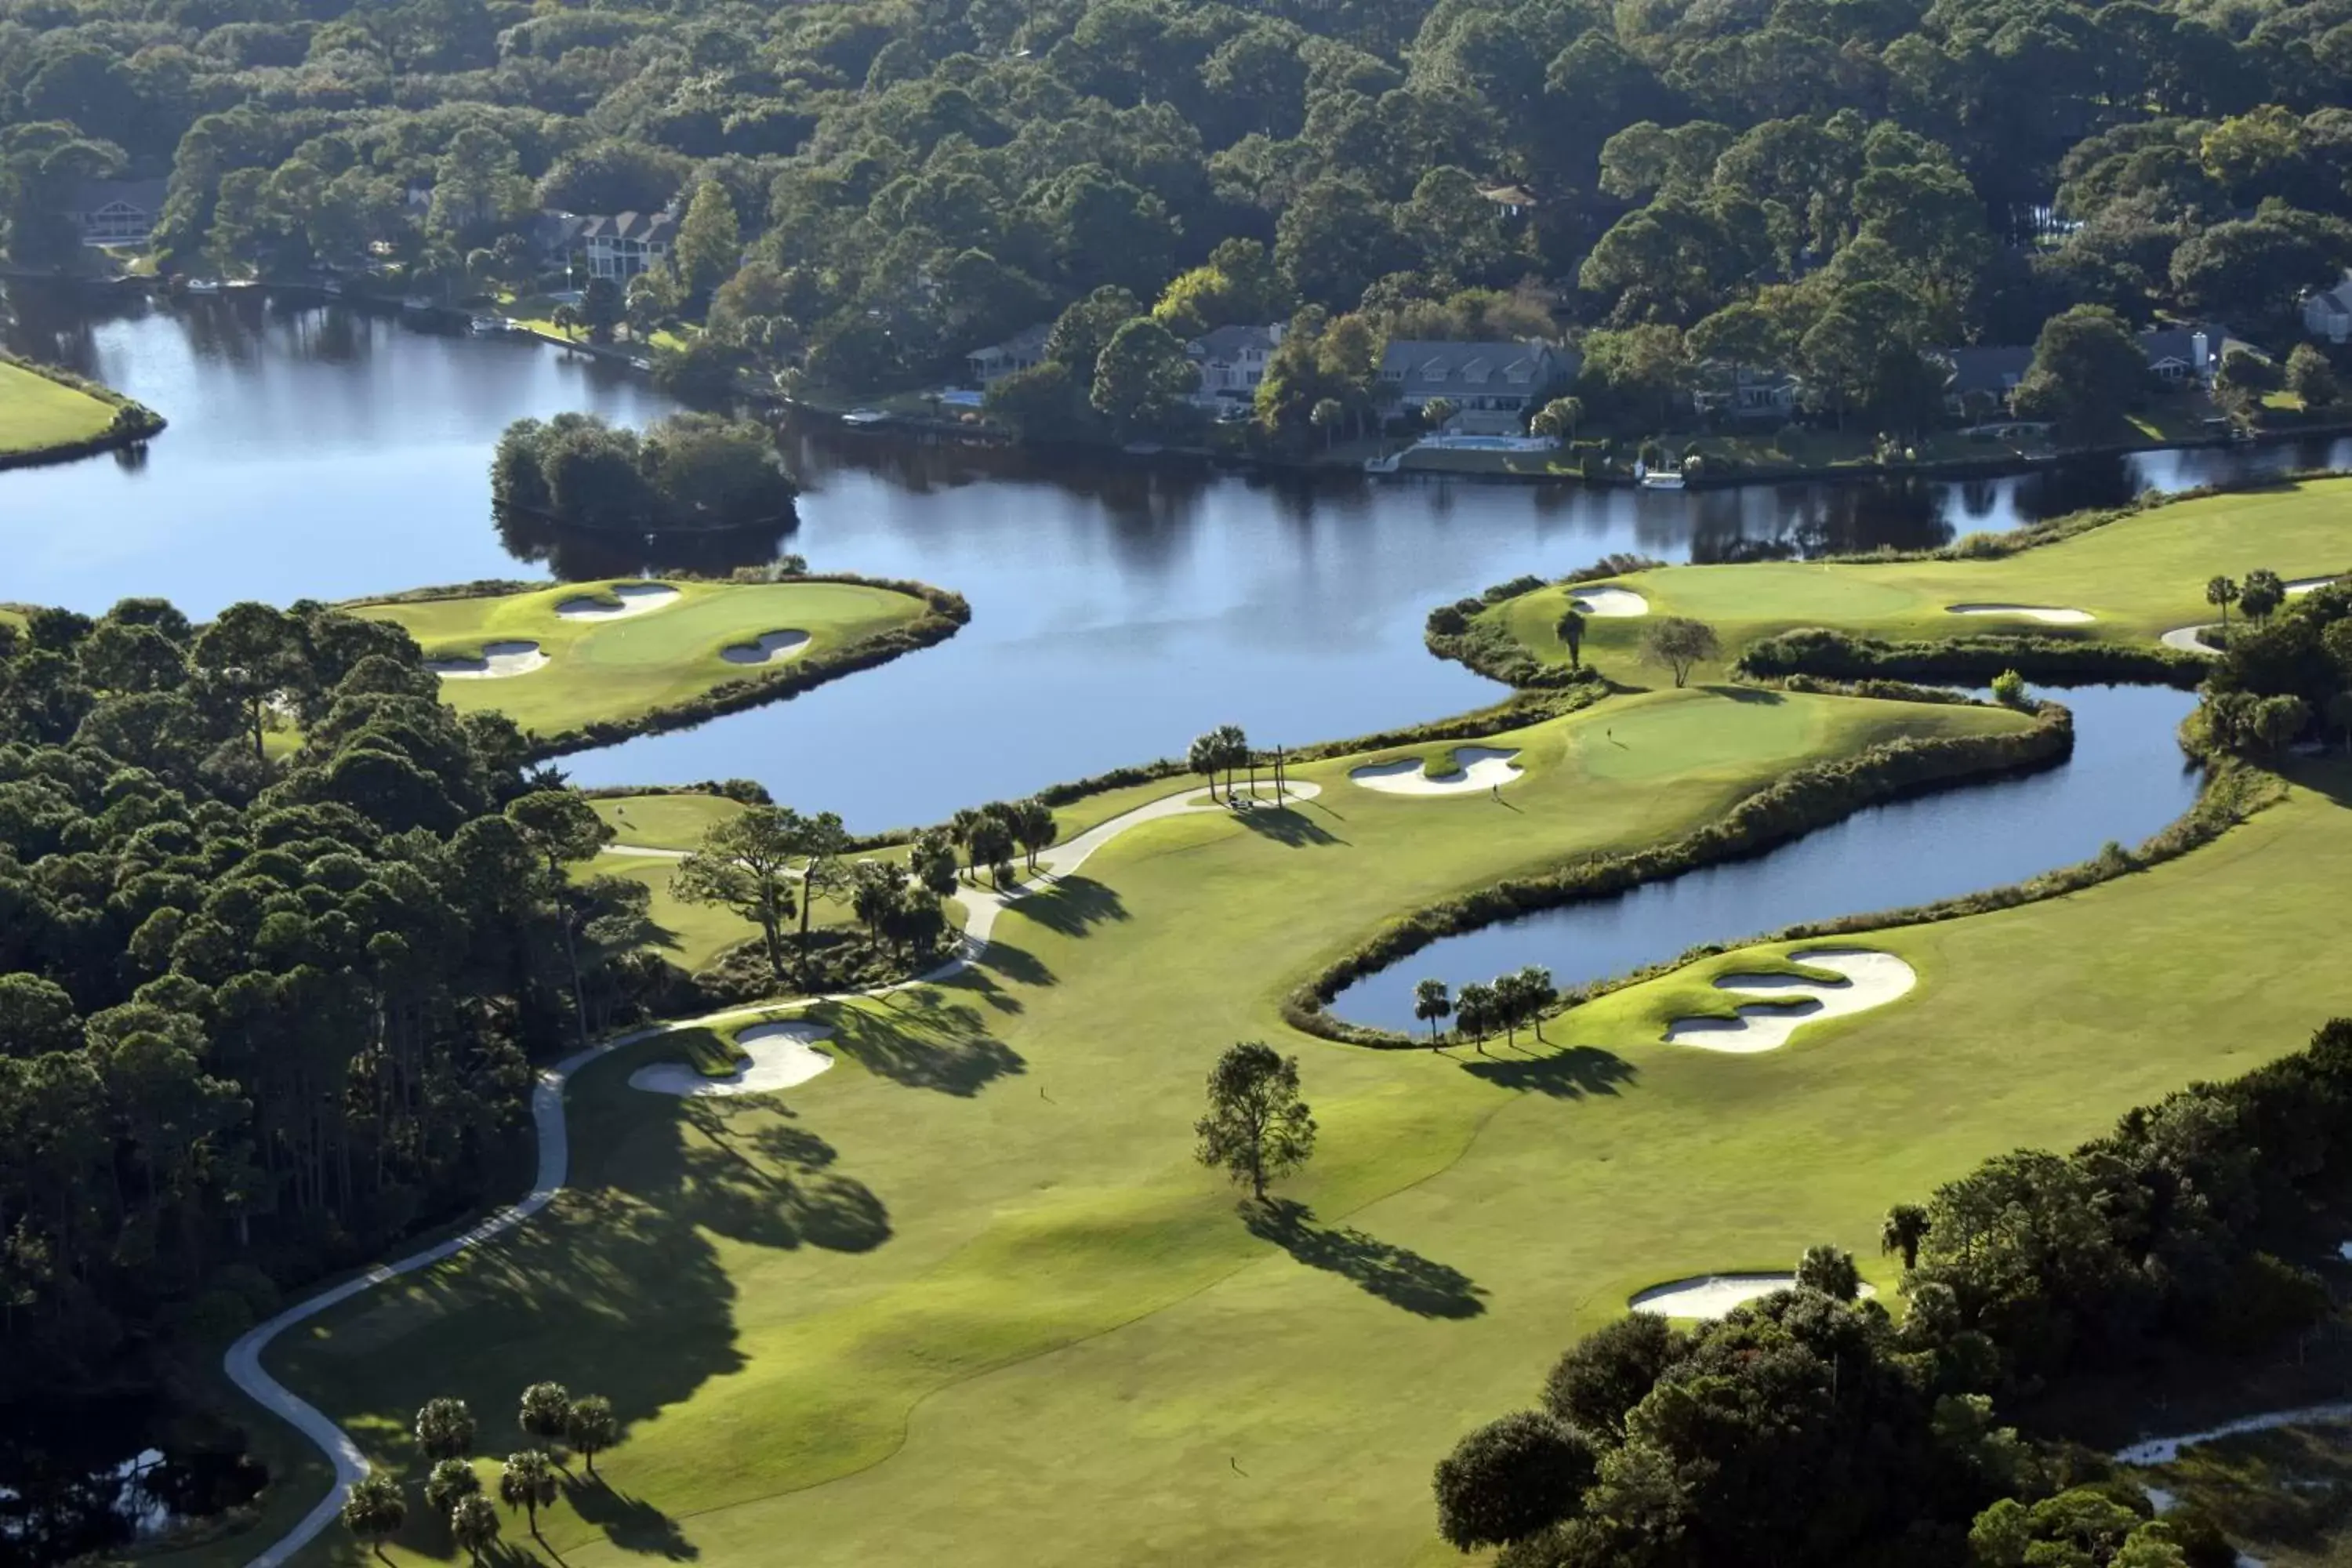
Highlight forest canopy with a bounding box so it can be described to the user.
[490,411,798,531]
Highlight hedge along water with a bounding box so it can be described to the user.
[1328,684,2202,1034]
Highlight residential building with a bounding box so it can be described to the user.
[1940,344,2034,414]
[1377,339,1571,434]
[967,323,1054,387]
[2303,271,2352,345]
[2140,325,2212,383]
[1477,183,1540,219]
[574,210,677,281]
[1694,364,1800,419]
[67,179,169,247]
[1184,323,1284,405]
[1940,325,2215,415]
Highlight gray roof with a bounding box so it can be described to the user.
[1942,344,2034,399]
[575,210,676,245]
[71,178,169,215]
[971,323,1053,360]
[1380,339,1564,398]
[2139,325,2205,366]
[1188,324,1278,358]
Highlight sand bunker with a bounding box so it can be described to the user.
[1945,603,2095,625]
[1662,948,1916,1053]
[555,583,681,620]
[426,641,548,678]
[1350,747,1524,796]
[1568,586,1648,617]
[720,630,812,665]
[629,1020,834,1097]
[1629,1272,1879,1320]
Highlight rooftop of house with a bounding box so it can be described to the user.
[1941,344,2035,398]
[575,210,677,245]
[1479,183,1540,207]
[69,178,169,214]
[970,323,1054,361]
[1380,339,1563,395]
[1186,324,1281,359]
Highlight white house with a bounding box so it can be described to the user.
[1184,323,1284,405]
[573,210,677,281]
[67,179,168,247]
[966,323,1054,387]
[1377,339,1570,434]
[2303,271,2352,345]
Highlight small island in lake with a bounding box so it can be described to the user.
[491,410,796,532]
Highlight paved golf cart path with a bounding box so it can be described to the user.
[223,779,1320,1567]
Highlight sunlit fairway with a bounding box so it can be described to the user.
[352,579,931,741]
[0,359,117,456]
[1498,477,2352,680]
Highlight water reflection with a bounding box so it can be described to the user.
[494,506,798,581]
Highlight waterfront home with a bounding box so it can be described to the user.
[967,324,1054,387]
[1184,324,1284,406]
[1940,344,2035,416]
[1693,364,1801,419]
[67,179,168,247]
[1940,325,2216,416]
[570,209,677,281]
[1378,339,1571,434]
[2302,271,2352,345]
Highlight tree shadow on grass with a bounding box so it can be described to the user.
[1243,1199,1487,1319]
[1013,875,1128,936]
[1700,684,1785,704]
[977,938,1055,988]
[1228,803,1345,848]
[566,1475,699,1559]
[1459,1044,1637,1100]
[668,1101,892,1254]
[824,996,1025,1095]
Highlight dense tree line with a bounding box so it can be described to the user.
[1437,1015,2352,1566]
[2188,575,2352,756]
[13,0,2352,441]
[0,596,672,1431]
[490,411,798,532]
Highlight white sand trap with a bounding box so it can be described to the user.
[1349,746,1524,796]
[2288,575,2344,595]
[426,641,548,678]
[1567,586,1648,617]
[629,1020,834,1097]
[555,583,681,620]
[1945,603,2095,625]
[720,630,812,665]
[1629,1273,1879,1320]
[1662,948,1916,1053]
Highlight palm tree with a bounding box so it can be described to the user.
[949,807,983,879]
[339,1473,407,1562]
[1420,395,1457,435]
[1214,723,1250,800]
[1515,965,1555,1042]
[2241,567,2286,626]
[550,303,581,343]
[1879,1203,1931,1271]
[2206,575,2241,643]
[414,1396,475,1461]
[499,1450,558,1540]
[518,1381,571,1451]
[566,1394,620,1476]
[1532,395,1584,444]
[1455,980,1497,1053]
[1492,972,1527,1048]
[449,1493,501,1563]
[1413,978,1452,1041]
[1555,607,1587,669]
[424,1457,481,1516]
[1311,396,1344,449]
[1013,798,1058,872]
[1188,731,1222,802]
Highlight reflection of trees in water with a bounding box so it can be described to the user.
[1684,477,1954,562]
[2009,451,2140,522]
[494,504,797,580]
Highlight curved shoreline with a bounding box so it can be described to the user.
[220,778,1323,1567]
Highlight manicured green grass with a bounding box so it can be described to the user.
[590,792,746,850]
[178,686,2072,1568]
[1497,476,2352,680]
[0,359,116,455]
[354,579,930,741]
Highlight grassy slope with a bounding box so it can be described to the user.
[177,687,2059,1568]
[0,360,116,455]
[590,793,745,849]
[1497,477,2352,677]
[354,579,927,739]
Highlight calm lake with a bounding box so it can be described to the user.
[4,284,2334,832]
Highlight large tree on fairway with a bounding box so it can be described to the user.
[792,811,851,963]
[1216,723,1253,799]
[909,827,960,898]
[425,1457,481,1515]
[339,1472,407,1561]
[1195,1041,1316,1201]
[1414,978,1453,1040]
[1432,1410,1597,1550]
[1880,1203,1931,1270]
[518,1381,572,1448]
[449,1494,500,1563]
[2240,568,2286,626]
[1515,966,1555,1042]
[499,1450,558,1538]
[567,1393,619,1475]
[1188,731,1224,800]
[1013,798,1058,872]
[1454,979,1497,1051]
[1555,607,1586,669]
[415,1396,476,1461]
[670,806,802,982]
[1795,1243,1862,1299]
[506,793,614,1045]
[2205,575,2241,641]
[1639,616,1720,688]
[965,808,1018,888]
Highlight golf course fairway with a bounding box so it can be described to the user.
[353,579,938,741]
[1492,477,2352,677]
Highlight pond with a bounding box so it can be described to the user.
[3,282,2330,829]
[1327,684,2205,1034]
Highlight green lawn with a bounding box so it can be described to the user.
[0,359,116,456]
[354,579,931,742]
[173,685,2116,1568]
[590,792,746,850]
[1494,475,2352,679]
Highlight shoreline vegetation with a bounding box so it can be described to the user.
[0,349,166,471]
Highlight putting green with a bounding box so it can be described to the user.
[179,686,2077,1568]
[1502,477,2352,681]
[353,579,931,741]
[590,792,746,850]
[0,359,116,456]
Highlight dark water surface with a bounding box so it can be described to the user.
[3,285,2330,828]
[1330,684,2204,1033]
